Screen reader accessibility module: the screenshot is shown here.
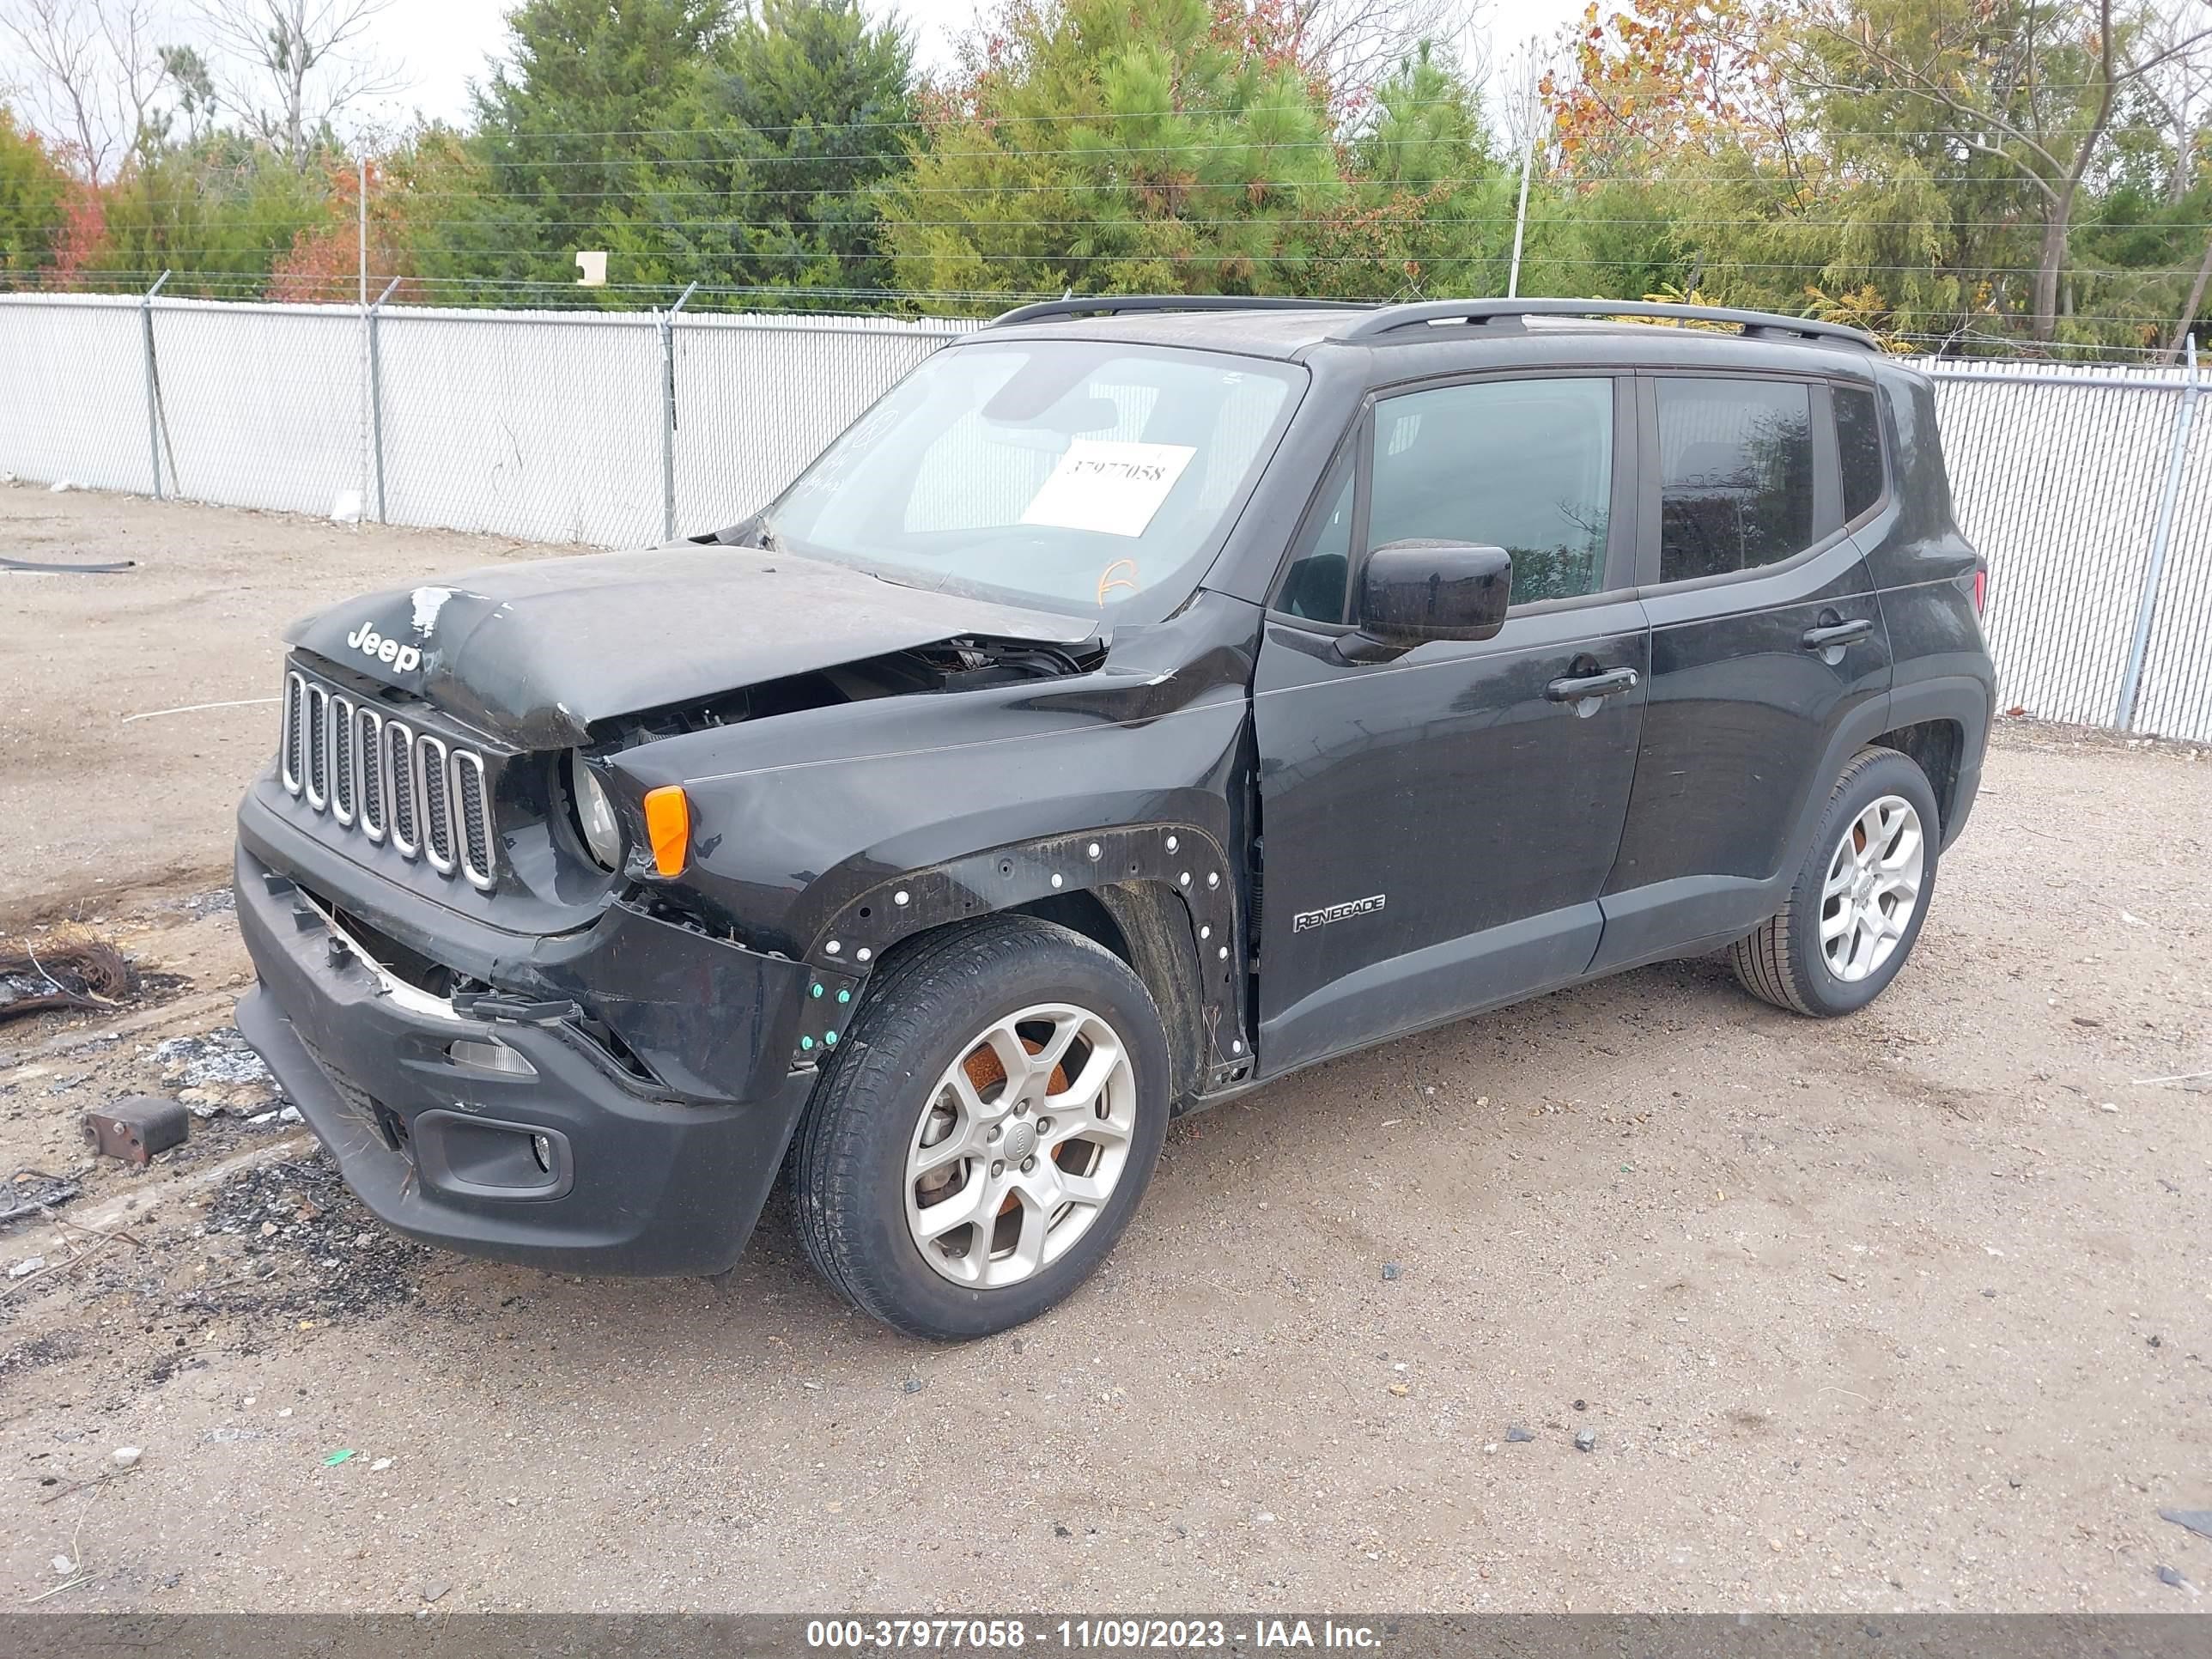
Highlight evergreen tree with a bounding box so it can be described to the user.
[883,0,1346,307]
[1307,42,1505,300]
[471,0,736,289]
[612,0,915,300]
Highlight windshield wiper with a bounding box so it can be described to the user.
[697,515,776,550]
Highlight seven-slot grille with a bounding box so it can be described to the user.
[279,670,498,890]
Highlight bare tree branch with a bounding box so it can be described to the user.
[0,0,168,181]
[1296,0,1486,114]
[193,0,400,162]
[1491,28,1564,162]
[99,0,167,156]
[2139,2,2212,200]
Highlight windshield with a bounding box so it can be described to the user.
[759,340,1304,617]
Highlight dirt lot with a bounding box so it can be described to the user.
[2,486,2209,1615]
[0,483,548,925]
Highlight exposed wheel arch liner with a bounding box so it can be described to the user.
[785,826,1250,1095]
[1088,883,1212,1112]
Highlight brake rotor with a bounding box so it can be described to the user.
[963,1036,1072,1217]
[962,1035,1069,1097]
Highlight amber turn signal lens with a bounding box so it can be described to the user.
[642,786,690,877]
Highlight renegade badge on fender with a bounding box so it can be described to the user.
[234,297,1994,1340]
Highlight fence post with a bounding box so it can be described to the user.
[659,281,698,542]
[2116,332,2197,730]
[139,270,170,499]
[368,276,401,524]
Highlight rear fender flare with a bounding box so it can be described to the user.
[1780,674,1990,878]
[1883,675,1994,849]
[1784,693,1896,877]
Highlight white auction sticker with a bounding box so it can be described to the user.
[1018,439,1196,538]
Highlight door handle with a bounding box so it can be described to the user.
[1545,665,1640,702]
[1802,617,1875,650]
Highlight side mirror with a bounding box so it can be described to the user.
[1349,540,1513,655]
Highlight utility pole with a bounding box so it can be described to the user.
[357,154,370,532]
[1507,46,1540,300]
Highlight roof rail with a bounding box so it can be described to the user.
[1328,297,1879,350]
[990,295,1376,328]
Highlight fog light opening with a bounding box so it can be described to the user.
[530,1133,555,1175]
[447,1037,538,1077]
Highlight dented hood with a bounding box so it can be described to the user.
[285,544,1101,748]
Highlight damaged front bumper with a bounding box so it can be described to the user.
[233,793,821,1275]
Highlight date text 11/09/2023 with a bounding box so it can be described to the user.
[805,1620,1387,1650]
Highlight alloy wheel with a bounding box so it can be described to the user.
[903,1003,1139,1289]
[1819,793,1924,982]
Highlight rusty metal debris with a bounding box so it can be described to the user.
[0,937,137,1024]
[82,1098,190,1165]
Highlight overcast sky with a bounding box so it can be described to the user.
[363,0,1601,131]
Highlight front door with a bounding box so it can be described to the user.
[1253,374,1649,1075]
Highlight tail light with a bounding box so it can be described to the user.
[1972,568,1987,614]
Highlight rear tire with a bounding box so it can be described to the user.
[1731,746,1941,1018]
[792,915,1171,1340]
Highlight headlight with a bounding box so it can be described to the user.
[568,751,623,871]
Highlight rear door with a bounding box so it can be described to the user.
[1252,372,1649,1074]
[1591,372,1893,971]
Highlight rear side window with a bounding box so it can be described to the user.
[1834,384,1886,522]
[1367,377,1615,605]
[1656,378,1814,582]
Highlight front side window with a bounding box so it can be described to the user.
[1364,377,1616,606]
[762,341,1302,617]
[1656,377,1815,582]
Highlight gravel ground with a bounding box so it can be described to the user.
[1,490,2208,1614]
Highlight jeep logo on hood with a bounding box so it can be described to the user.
[284,546,1100,749]
[347,623,422,673]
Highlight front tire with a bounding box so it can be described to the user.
[1731,745,1941,1018]
[792,915,1172,1340]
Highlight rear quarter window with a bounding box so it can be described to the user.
[1883,376,1956,540]
[1835,384,1887,523]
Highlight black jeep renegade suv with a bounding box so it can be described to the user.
[234,296,1994,1339]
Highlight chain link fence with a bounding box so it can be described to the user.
[0,292,970,548]
[1916,358,2212,744]
[3,290,2208,743]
